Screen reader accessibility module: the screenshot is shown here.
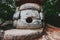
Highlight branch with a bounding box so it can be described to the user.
[0,20,13,27]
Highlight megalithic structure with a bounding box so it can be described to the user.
[13,0,45,29]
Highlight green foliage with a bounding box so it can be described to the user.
[0,0,16,30]
[43,0,60,27]
[0,0,15,21]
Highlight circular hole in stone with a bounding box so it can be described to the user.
[26,17,33,23]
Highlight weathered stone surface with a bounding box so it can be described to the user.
[37,24,60,40]
[2,24,60,40]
